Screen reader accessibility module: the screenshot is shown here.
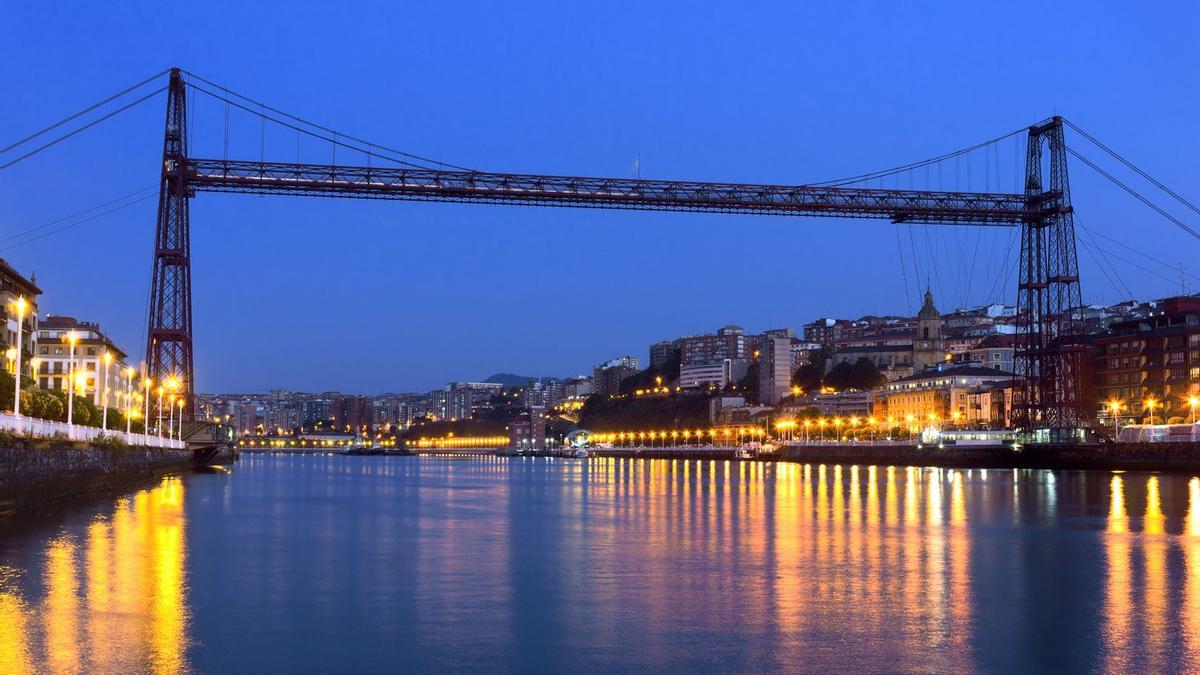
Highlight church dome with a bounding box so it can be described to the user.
[917,288,939,319]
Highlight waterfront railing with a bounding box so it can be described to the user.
[0,412,187,449]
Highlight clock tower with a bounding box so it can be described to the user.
[913,288,944,372]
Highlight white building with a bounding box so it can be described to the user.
[679,358,748,390]
[758,336,793,405]
[35,315,130,409]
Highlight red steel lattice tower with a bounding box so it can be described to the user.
[1014,116,1087,438]
[146,68,195,417]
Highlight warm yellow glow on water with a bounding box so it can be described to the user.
[0,477,188,673]
[7,459,1200,671]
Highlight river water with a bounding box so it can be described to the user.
[1,455,1199,672]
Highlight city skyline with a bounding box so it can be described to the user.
[2,3,1198,393]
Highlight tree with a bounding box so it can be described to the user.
[792,364,822,393]
[849,358,886,390]
[735,363,760,404]
[824,361,856,391]
[823,358,886,391]
[33,389,62,421]
[810,344,837,375]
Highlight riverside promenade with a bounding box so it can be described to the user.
[0,411,190,513]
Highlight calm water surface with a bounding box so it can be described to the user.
[2,455,1200,672]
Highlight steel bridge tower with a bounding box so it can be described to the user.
[1015,117,1087,439]
[145,68,194,413]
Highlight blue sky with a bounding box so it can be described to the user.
[1,2,1197,393]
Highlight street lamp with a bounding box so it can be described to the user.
[72,371,87,437]
[142,376,152,441]
[64,330,78,438]
[1189,396,1199,425]
[101,351,112,432]
[1108,400,1122,437]
[176,398,186,441]
[157,385,165,445]
[124,367,136,436]
[1144,398,1159,426]
[9,296,28,425]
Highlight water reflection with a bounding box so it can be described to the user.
[5,459,1200,671]
[0,476,188,673]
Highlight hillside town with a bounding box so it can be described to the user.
[184,279,1200,449]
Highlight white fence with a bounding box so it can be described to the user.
[0,411,186,449]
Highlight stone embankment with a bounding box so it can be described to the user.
[0,445,193,514]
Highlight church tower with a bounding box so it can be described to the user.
[913,288,944,372]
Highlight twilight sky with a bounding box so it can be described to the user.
[1,2,1197,394]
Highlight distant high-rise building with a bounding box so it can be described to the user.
[562,376,593,399]
[331,395,372,431]
[680,325,750,366]
[233,401,258,435]
[592,356,639,396]
[649,339,679,369]
[803,318,851,344]
[758,336,793,405]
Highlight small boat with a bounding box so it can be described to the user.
[733,448,754,460]
[570,447,589,459]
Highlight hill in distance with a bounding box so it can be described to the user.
[483,373,558,387]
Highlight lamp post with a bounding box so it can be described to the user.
[142,376,152,440]
[157,385,165,446]
[1144,398,1158,426]
[101,351,112,432]
[64,330,78,438]
[124,367,135,436]
[1189,396,1199,425]
[176,398,186,441]
[168,393,177,442]
[1108,400,1122,437]
[10,296,28,426]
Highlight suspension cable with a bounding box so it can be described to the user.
[181,69,475,172]
[0,87,166,172]
[1066,146,1200,241]
[0,184,159,244]
[1064,119,1200,217]
[187,81,439,171]
[807,127,1026,188]
[0,69,169,155]
[0,191,158,252]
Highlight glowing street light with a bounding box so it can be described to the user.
[9,296,28,426]
[101,351,113,432]
[64,330,79,438]
[142,375,152,440]
[1189,396,1199,425]
[1108,400,1123,436]
[124,367,136,436]
[176,398,186,441]
[1144,398,1159,426]
[156,385,165,446]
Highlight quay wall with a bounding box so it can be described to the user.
[776,442,1200,472]
[0,446,194,514]
[591,447,750,460]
